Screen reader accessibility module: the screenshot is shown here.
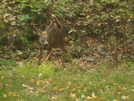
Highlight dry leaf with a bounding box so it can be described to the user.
[8,92,12,96]
[3,94,7,98]
[59,88,65,92]
[83,87,87,91]
[29,79,35,83]
[91,92,97,98]
[112,100,118,101]
[67,81,72,85]
[70,93,76,98]
[96,97,102,100]
[0,83,4,88]
[86,96,92,100]
[29,91,34,93]
[36,81,40,85]
[22,84,28,88]
[121,95,129,100]
[0,76,4,80]
[45,79,53,83]
[12,92,18,96]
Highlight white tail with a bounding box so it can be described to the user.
[32,15,66,66]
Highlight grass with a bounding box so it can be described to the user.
[0,60,134,101]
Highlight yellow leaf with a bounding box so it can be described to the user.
[83,87,87,91]
[86,15,90,19]
[29,79,35,83]
[86,96,92,100]
[54,86,60,91]
[113,100,118,101]
[72,88,76,91]
[29,91,33,93]
[78,89,81,92]
[59,88,65,92]
[53,5,58,8]
[19,100,24,101]
[67,81,72,85]
[8,92,12,96]
[3,94,7,98]
[13,92,18,96]
[21,75,25,78]
[70,93,76,98]
[97,23,101,26]
[116,19,120,22]
[7,85,13,88]
[39,89,44,93]
[0,76,4,80]
[36,81,40,85]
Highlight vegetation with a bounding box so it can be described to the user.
[0,0,134,100]
[0,0,134,66]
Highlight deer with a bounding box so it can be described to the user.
[32,14,66,67]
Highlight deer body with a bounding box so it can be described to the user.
[42,26,66,62]
[34,14,66,66]
[48,28,65,49]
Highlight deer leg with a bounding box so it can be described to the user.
[61,52,65,67]
[43,49,54,61]
[61,48,67,67]
[38,46,44,66]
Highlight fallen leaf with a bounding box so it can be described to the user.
[70,93,76,98]
[36,81,40,85]
[83,87,87,91]
[91,92,97,98]
[72,88,76,91]
[66,97,70,100]
[81,95,85,98]
[59,88,65,92]
[96,97,102,100]
[22,84,28,88]
[12,92,18,96]
[29,91,33,93]
[121,95,129,100]
[0,76,4,80]
[67,81,72,85]
[8,92,12,96]
[3,94,7,98]
[29,79,35,83]
[86,96,92,100]
[45,79,53,83]
[0,83,4,88]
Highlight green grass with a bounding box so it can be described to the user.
[0,61,134,101]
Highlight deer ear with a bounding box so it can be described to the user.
[38,32,42,37]
[51,14,63,29]
[51,14,56,23]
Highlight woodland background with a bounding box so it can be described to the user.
[0,0,134,68]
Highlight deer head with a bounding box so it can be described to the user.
[32,20,54,46]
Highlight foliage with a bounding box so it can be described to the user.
[0,0,134,67]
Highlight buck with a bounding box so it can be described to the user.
[32,14,66,66]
